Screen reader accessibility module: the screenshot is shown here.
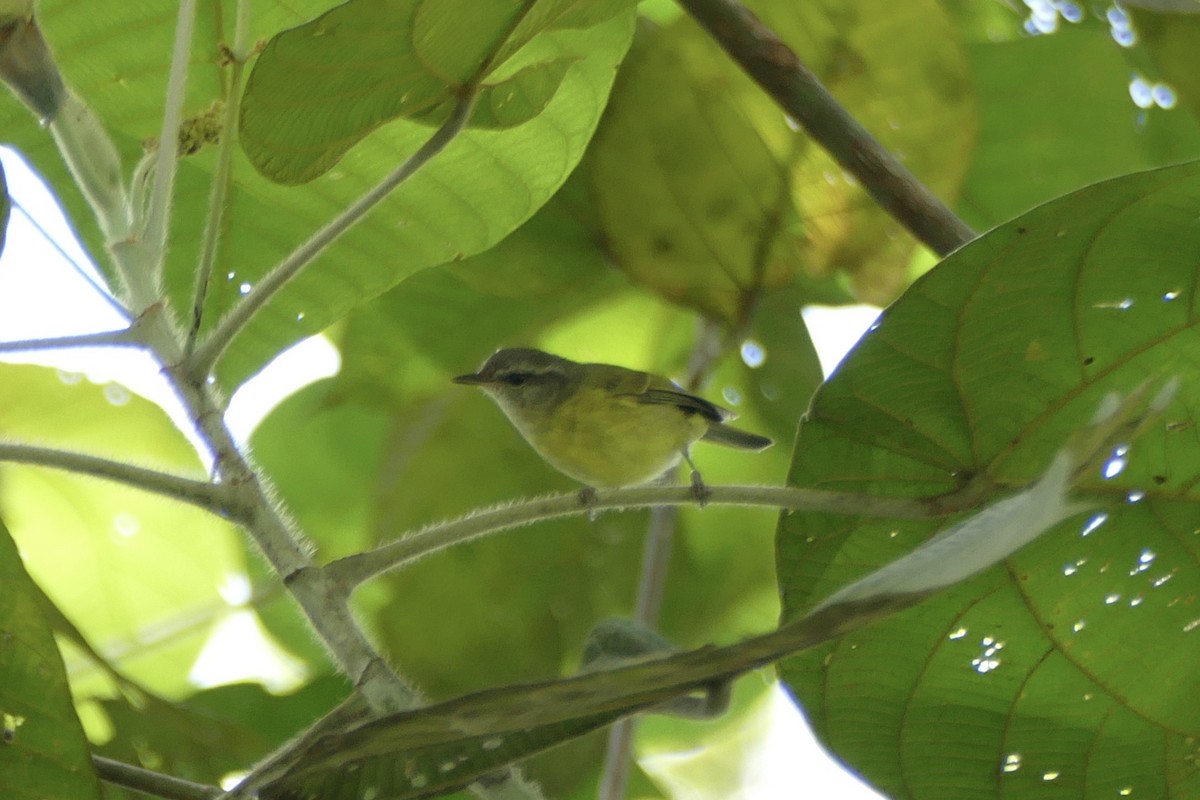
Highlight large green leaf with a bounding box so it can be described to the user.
[0,517,102,800]
[1,1,635,390]
[0,364,243,697]
[778,163,1200,798]
[958,17,1200,228]
[240,0,634,183]
[588,0,973,317]
[1131,7,1200,124]
[95,677,349,794]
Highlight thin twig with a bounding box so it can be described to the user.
[0,327,140,354]
[0,441,233,515]
[188,90,478,377]
[93,754,221,800]
[143,0,196,283]
[677,0,975,257]
[185,2,251,356]
[324,484,952,590]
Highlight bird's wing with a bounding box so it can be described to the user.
[637,387,729,423]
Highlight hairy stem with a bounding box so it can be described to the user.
[186,0,250,355]
[325,484,949,590]
[163,357,420,713]
[0,328,139,354]
[0,441,231,513]
[142,0,196,284]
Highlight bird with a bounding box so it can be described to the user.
[453,348,772,494]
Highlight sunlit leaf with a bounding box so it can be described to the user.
[778,162,1200,799]
[0,364,243,697]
[240,0,635,183]
[0,1,636,391]
[250,433,1118,800]
[0,517,102,800]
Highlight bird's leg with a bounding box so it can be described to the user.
[682,449,710,506]
[578,485,600,521]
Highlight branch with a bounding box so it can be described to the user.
[678,0,975,257]
[0,441,233,515]
[187,89,478,376]
[324,484,950,590]
[0,327,140,354]
[154,345,422,715]
[142,0,196,285]
[93,755,220,800]
[185,2,250,355]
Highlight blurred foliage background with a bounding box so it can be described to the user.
[1,1,1200,798]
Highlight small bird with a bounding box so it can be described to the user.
[453,348,772,492]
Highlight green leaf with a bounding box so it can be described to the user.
[958,21,1200,228]
[0,517,103,800]
[587,0,972,320]
[0,364,244,697]
[0,1,635,392]
[95,677,350,789]
[1131,7,1200,125]
[240,0,635,183]
[410,56,581,130]
[778,162,1200,799]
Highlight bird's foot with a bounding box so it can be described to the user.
[689,470,711,507]
[578,486,600,521]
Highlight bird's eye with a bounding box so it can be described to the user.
[502,373,529,387]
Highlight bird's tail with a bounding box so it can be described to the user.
[702,424,773,451]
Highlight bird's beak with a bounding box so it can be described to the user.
[452,372,489,385]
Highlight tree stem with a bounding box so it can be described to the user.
[325,484,952,590]
[0,441,231,514]
[93,755,221,800]
[185,0,251,355]
[142,0,196,294]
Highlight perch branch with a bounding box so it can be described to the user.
[324,483,952,590]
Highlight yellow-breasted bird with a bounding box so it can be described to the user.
[454,348,772,490]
